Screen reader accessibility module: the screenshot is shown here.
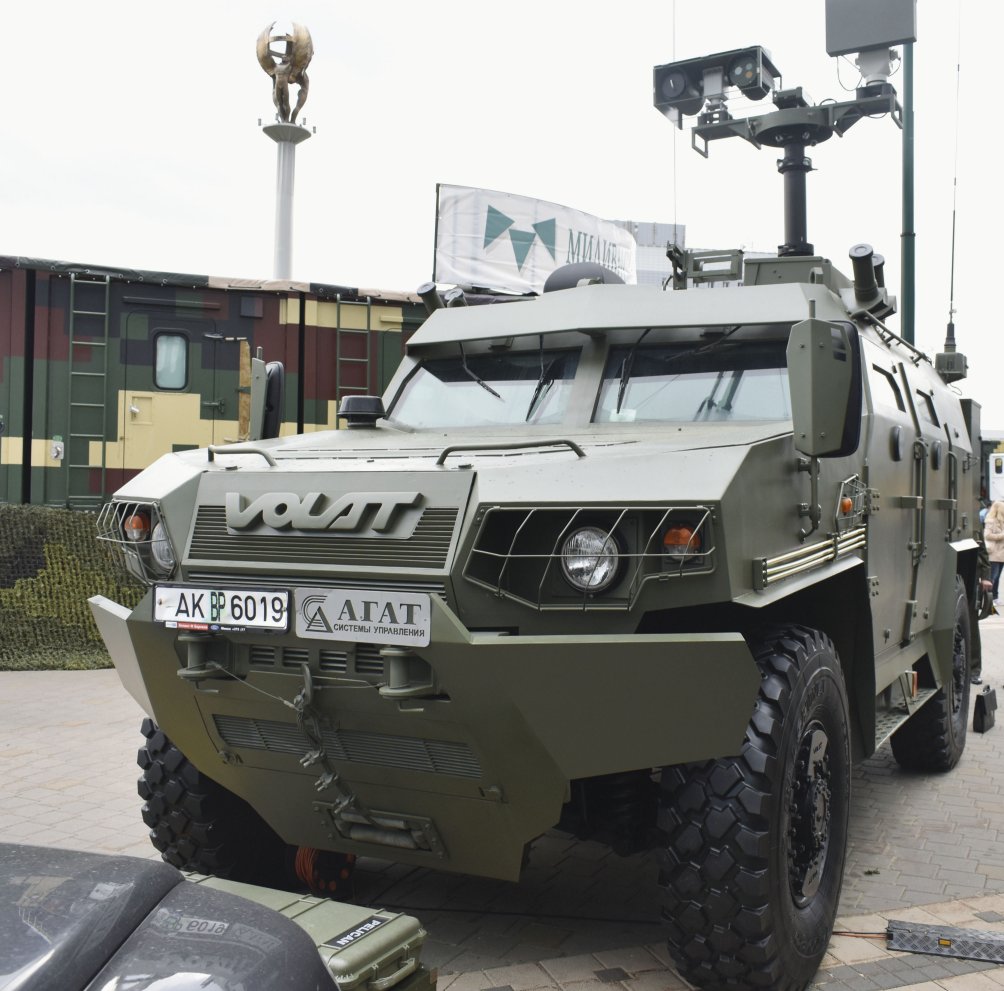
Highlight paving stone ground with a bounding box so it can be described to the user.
[3,617,1004,990]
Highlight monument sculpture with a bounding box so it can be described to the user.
[256,22,313,123]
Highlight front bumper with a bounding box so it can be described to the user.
[91,591,760,881]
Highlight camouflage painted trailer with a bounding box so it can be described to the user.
[0,256,425,509]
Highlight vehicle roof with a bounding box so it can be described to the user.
[407,281,851,348]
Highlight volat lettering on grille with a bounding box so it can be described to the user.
[225,491,421,532]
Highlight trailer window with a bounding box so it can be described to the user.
[594,340,790,423]
[155,333,188,390]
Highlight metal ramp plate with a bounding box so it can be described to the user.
[887,920,1004,963]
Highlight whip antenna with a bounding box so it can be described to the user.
[944,33,962,352]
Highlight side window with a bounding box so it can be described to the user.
[155,332,188,390]
[915,389,940,427]
[870,363,906,412]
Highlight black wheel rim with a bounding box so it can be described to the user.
[788,723,831,905]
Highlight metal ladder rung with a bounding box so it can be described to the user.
[333,296,374,418]
[67,272,111,506]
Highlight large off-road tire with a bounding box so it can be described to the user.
[658,626,851,991]
[890,575,971,772]
[137,718,291,886]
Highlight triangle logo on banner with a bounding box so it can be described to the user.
[483,206,515,248]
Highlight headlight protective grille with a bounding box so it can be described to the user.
[464,504,714,610]
[96,501,178,583]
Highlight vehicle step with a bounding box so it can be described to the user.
[874,686,939,746]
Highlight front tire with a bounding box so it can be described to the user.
[658,626,851,991]
[890,575,971,771]
[137,718,290,886]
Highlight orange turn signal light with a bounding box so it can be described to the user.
[123,512,151,542]
[664,525,701,555]
[840,497,854,515]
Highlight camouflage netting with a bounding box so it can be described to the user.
[0,505,144,670]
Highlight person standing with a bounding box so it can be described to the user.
[984,500,1004,602]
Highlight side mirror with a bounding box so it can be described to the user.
[247,354,267,441]
[248,359,285,441]
[786,318,861,458]
[261,362,285,440]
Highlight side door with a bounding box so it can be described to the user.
[861,341,923,658]
[119,314,233,483]
[895,363,947,634]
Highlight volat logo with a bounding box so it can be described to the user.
[225,491,421,534]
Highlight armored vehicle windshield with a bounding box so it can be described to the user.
[388,347,580,427]
[390,323,793,428]
[596,339,791,423]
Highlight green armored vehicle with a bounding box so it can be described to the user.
[92,36,979,991]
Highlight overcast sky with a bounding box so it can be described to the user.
[5,1,1000,421]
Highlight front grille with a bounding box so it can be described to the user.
[246,643,384,680]
[281,647,309,668]
[318,649,348,672]
[214,714,482,779]
[249,645,277,667]
[189,505,458,569]
[354,644,384,674]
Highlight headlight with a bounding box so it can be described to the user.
[150,521,176,574]
[561,527,620,592]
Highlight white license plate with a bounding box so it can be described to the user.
[155,586,289,632]
[294,588,431,647]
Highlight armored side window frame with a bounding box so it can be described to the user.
[915,388,940,428]
[869,363,906,413]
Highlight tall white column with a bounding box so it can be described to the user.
[262,122,312,280]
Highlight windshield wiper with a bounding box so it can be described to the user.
[526,335,557,421]
[694,370,727,419]
[616,328,651,413]
[459,342,502,400]
[616,324,743,414]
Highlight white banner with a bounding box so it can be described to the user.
[434,183,637,294]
